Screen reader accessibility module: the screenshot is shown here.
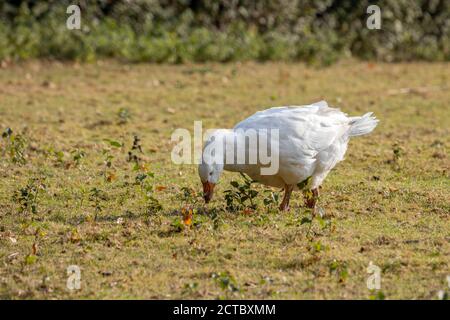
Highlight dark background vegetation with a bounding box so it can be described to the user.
[1,0,449,64]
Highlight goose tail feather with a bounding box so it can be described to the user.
[348,112,379,137]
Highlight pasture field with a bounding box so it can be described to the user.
[0,61,449,299]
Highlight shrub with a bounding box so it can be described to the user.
[0,0,448,64]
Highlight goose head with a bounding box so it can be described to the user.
[198,129,229,203]
[198,162,223,203]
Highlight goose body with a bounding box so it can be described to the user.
[199,101,378,210]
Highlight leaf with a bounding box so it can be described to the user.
[304,189,313,201]
[316,216,326,228]
[230,181,239,188]
[183,214,192,226]
[182,207,193,227]
[32,243,38,255]
[171,218,184,231]
[106,172,117,182]
[135,173,147,183]
[104,139,122,148]
[371,291,386,300]
[329,260,339,272]
[300,217,312,225]
[2,127,13,138]
[312,241,322,252]
[70,229,81,243]
[25,254,37,265]
[239,172,253,183]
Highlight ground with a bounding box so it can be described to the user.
[0,60,448,299]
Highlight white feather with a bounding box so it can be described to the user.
[221,101,378,189]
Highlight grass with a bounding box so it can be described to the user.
[0,60,449,299]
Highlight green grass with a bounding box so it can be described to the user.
[0,60,449,299]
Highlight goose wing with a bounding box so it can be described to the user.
[234,101,350,158]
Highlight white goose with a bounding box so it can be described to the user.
[198,101,378,211]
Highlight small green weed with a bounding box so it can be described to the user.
[224,173,258,211]
[12,178,46,215]
[1,128,27,164]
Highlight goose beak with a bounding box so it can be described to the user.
[202,182,215,203]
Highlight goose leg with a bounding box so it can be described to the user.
[304,188,319,209]
[279,184,294,211]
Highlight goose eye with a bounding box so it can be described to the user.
[209,172,213,176]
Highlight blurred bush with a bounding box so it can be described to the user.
[0,0,448,64]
